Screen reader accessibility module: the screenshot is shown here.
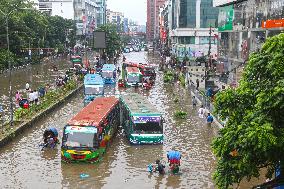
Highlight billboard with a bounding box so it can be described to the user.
[218,5,234,31]
[93,31,106,49]
[213,0,236,7]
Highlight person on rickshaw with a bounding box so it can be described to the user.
[167,151,181,174]
[43,127,59,149]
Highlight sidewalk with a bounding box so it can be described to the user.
[187,83,225,129]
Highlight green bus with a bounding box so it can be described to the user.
[120,93,163,144]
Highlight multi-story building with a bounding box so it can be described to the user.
[37,0,74,20]
[168,0,219,61]
[159,0,173,48]
[213,0,284,87]
[96,0,107,27]
[147,0,166,42]
[74,0,97,36]
[106,9,124,24]
[106,9,124,32]
[36,0,99,36]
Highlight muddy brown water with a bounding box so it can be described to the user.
[0,52,264,188]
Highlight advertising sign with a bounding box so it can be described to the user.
[93,31,106,49]
[218,5,234,31]
[133,116,161,123]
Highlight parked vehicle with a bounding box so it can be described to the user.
[61,96,120,163]
[120,93,164,144]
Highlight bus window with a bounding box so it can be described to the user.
[128,75,139,83]
[102,72,113,78]
[62,126,99,149]
[133,122,162,134]
[85,86,104,95]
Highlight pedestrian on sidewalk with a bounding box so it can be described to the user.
[198,105,205,118]
[206,113,214,126]
[28,90,34,105]
[192,96,197,108]
[196,79,199,90]
[15,91,22,105]
[33,90,39,105]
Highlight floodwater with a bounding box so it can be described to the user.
[0,51,263,188]
[0,56,71,121]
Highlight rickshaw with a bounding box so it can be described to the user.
[42,127,59,149]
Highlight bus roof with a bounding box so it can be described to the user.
[68,96,119,127]
[120,93,161,116]
[124,62,156,69]
[102,64,116,71]
[84,74,104,85]
[126,67,141,73]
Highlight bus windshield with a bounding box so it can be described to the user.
[101,71,113,78]
[128,74,140,83]
[133,122,162,134]
[63,126,98,149]
[85,85,104,95]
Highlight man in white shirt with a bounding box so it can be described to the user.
[33,90,39,105]
[28,91,34,104]
[198,105,205,118]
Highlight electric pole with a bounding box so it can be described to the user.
[208,25,212,68]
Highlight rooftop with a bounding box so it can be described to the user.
[84,74,104,85]
[68,96,119,127]
[120,93,161,116]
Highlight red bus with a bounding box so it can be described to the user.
[61,96,120,163]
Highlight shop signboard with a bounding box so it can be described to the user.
[218,5,234,31]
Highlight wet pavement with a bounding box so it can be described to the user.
[0,51,261,188]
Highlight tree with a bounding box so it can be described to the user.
[212,33,284,188]
[96,24,122,58]
[0,0,76,70]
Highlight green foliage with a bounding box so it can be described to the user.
[96,24,123,58]
[0,0,76,70]
[174,110,187,119]
[164,70,174,83]
[178,74,186,87]
[212,33,284,188]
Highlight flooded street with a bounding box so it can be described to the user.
[0,57,71,118]
[0,52,258,188]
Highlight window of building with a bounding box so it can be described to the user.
[200,0,218,28]
[178,36,195,44]
[199,36,216,44]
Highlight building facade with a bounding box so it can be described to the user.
[214,0,284,86]
[38,0,74,20]
[96,0,107,27]
[167,0,219,61]
[74,0,97,36]
[147,0,166,42]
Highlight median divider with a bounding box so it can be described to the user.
[0,83,83,148]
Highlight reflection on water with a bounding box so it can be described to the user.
[0,52,261,188]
